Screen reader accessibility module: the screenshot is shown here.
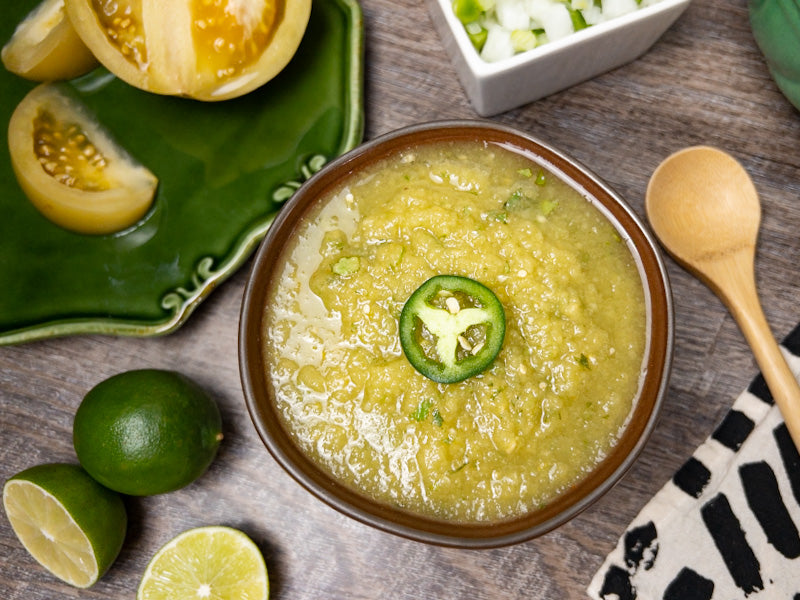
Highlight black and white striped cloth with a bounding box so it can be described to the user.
[588,323,800,600]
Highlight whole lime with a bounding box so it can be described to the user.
[73,369,223,496]
[3,463,127,588]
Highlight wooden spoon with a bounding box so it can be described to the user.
[646,146,800,449]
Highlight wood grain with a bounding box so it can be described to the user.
[3,0,800,597]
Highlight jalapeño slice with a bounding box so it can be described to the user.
[399,275,505,383]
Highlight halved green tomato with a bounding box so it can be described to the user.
[65,0,312,101]
[8,83,158,235]
[1,0,99,81]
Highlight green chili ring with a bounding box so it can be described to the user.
[399,275,506,384]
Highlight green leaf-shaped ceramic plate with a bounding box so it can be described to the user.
[0,0,364,345]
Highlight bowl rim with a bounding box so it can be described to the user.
[239,119,674,548]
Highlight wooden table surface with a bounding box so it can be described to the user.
[3,0,800,597]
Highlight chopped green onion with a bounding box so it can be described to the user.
[452,0,483,23]
[467,26,488,51]
[510,29,538,53]
[567,5,589,30]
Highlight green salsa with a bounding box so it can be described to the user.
[264,140,647,523]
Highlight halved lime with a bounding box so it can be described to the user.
[138,526,269,600]
[2,463,127,588]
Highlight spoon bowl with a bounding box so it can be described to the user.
[646,146,760,284]
[646,146,800,449]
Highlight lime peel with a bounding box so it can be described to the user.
[72,369,222,496]
[2,463,127,588]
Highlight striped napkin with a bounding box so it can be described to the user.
[588,323,800,600]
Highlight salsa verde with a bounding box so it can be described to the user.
[263,140,647,522]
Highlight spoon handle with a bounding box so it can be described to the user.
[711,254,800,450]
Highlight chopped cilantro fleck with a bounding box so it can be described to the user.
[452,460,469,473]
[488,209,508,223]
[412,399,433,422]
[539,199,558,215]
[411,401,444,426]
[332,256,360,276]
[504,188,525,210]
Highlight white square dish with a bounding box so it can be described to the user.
[427,0,690,116]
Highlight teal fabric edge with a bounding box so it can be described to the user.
[749,0,800,111]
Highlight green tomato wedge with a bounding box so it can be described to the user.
[399,275,505,384]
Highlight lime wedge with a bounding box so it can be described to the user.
[2,463,127,588]
[138,526,269,600]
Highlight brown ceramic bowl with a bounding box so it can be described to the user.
[239,120,673,548]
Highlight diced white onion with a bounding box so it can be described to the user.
[481,25,516,62]
[461,0,661,62]
[581,5,603,25]
[496,0,532,30]
[538,2,574,41]
[601,0,639,19]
